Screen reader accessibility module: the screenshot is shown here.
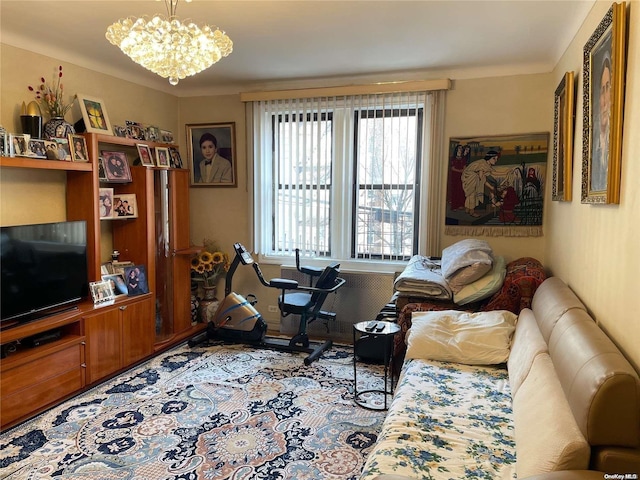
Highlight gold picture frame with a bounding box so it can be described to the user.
[77,93,113,136]
[552,71,575,202]
[186,122,237,187]
[581,2,627,204]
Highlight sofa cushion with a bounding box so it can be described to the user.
[453,255,506,305]
[531,277,586,342]
[513,353,590,477]
[549,312,640,448]
[507,308,548,396]
[405,309,516,365]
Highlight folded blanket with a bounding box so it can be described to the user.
[393,255,452,300]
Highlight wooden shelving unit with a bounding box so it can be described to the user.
[0,133,204,431]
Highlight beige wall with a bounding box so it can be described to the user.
[546,0,640,370]
[2,0,639,367]
[0,45,180,228]
[442,73,552,263]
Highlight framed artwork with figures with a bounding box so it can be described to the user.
[581,2,627,204]
[186,122,237,187]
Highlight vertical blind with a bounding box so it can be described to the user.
[250,88,445,262]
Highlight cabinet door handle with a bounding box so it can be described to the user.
[119,306,127,311]
[81,363,86,368]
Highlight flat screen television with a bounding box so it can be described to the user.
[1,220,89,326]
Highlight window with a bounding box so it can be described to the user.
[251,90,442,268]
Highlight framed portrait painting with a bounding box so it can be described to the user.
[581,2,627,204]
[77,94,113,136]
[552,71,575,202]
[186,122,237,187]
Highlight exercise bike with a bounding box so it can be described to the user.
[189,243,345,365]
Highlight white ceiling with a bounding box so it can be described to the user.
[1,0,596,97]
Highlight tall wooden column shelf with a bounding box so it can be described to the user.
[0,133,204,431]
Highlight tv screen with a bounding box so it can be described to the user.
[1,220,89,324]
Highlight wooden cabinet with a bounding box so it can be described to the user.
[0,308,86,428]
[0,134,205,429]
[84,295,154,384]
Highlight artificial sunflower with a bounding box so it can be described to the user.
[190,238,229,288]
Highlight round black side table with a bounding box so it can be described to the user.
[353,320,400,410]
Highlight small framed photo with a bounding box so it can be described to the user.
[160,129,174,143]
[186,122,237,187]
[101,151,132,183]
[113,125,128,138]
[126,121,146,141]
[102,273,128,296]
[9,134,29,157]
[77,93,113,136]
[113,193,138,218]
[146,126,160,142]
[156,146,170,168]
[97,157,108,181]
[168,147,183,168]
[124,264,149,296]
[69,134,90,162]
[90,280,115,306]
[27,139,47,158]
[136,144,155,167]
[99,187,114,219]
[111,260,134,276]
[53,138,71,161]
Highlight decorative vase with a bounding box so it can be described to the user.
[198,286,219,324]
[43,116,75,140]
[190,291,200,325]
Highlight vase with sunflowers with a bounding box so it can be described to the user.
[190,239,230,323]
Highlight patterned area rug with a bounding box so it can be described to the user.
[0,342,388,479]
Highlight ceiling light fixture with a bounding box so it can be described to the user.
[105,0,232,86]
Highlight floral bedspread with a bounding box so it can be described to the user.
[359,358,516,480]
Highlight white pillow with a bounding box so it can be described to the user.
[454,256,506,305]
[405,309,517,365]
[440,239,493,279]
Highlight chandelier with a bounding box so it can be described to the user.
[105,0,232,86]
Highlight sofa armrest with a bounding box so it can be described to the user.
[521,471,605,480]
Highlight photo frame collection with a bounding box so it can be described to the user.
[134,143,183,168]
[96,262,148,301]
[186,122,237,187]
[112,121,175,145]
[4,132,77,161]
[99,188,137,219]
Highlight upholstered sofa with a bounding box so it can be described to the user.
[360,277,640,479]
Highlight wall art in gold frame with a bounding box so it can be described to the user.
[552,71,575,202]
[581,1,627,204]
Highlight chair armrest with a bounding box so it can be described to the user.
[269,278,299,290]
[296,277,346,294]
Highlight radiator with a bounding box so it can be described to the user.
[279,267,396,342]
